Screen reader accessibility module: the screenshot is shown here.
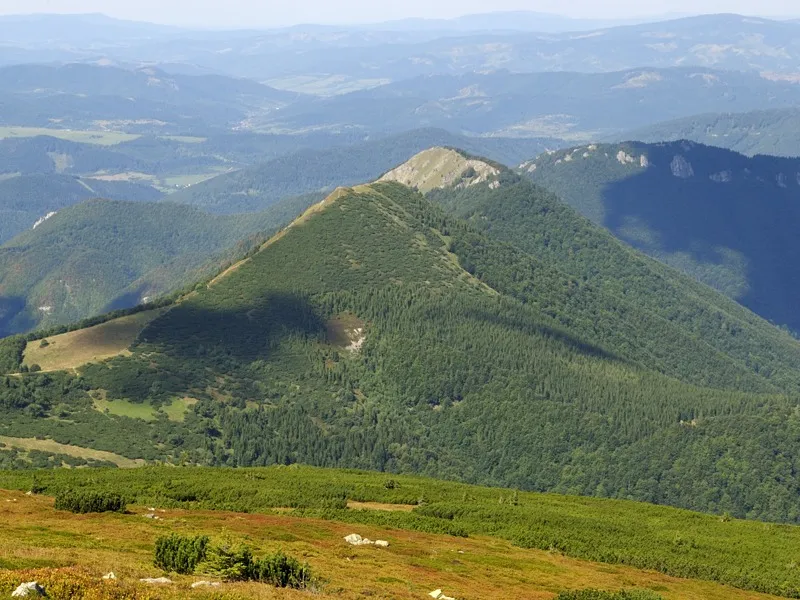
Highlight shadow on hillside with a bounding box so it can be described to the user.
[0,296,34,338]
[138,291,326,362]
[463,308,626,364]
[600,148,800,332]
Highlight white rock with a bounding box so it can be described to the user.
[102,572,116,580]
[143,513,159,520]
[344,533,363,545]
[191,581,221,589]
[374,540,389,547]
[670,155,694,178]
[12,582,45,597]
[430,591,443,599]
[140,577,172,584]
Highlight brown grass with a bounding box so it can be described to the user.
[0,437,144,468]
[0,489,779,600]
[23,309,167,372]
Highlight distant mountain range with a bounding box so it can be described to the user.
[0,63,297,133]
[523,140,800,332]
[256,67,800,138]
[2,14,800,94]
[623,107,800,157]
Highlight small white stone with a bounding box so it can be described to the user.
[191,581,221,589]
[102,572,116,580]
[374,540,389,547]
[12,582,45,597]
[140,577,172,584]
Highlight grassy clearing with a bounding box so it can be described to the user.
[0,488,778,600]
[157,136,208,144]
[0,127,140,145]
[162,171,230,190]
[92,396,197,423]
[0,438,143,468]
[161,397,198,422]
[266,75,391,96]
[92,396,158,422]
[23,309,167,372]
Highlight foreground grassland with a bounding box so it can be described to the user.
[0,466,798,599]
[0,487,779,600]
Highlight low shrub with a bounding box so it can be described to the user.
[155,535,314,589]
[196,538,253,581]
[54,490,126,514]
[154,533,209,574]
[251,551,313,589]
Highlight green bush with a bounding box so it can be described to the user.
[154,533,209,574]
[251,551,313,589]
[196,538,253,581]
[155,535,313,588]
[556,590,664,600]
[54,490,126,514]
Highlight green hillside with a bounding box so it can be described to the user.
[0,173,163,244]
[624,108,800,157]
[522,140,800,332]
[4,171,800,529]
[0,199,303,336]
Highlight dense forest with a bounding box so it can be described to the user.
[625,107,800,157]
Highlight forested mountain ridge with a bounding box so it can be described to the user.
[0,173,163,244]
[623,107,800,157]
[168,129,555,213]
[4,160,800,524]
[521,140,800,332]
[0,198,310,336]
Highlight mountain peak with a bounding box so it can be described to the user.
[379,147,501,194]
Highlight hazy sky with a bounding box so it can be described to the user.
[0,0,797,28]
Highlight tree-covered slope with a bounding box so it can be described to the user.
[0,199,300,336]
[0,173,163,244]
[623,107,800,157]
[5,178,800,524]
[168,129,556,213]
[521,141,800,332]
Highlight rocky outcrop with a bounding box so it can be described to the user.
[670,155,694,178]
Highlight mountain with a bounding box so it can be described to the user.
[0,173,162,244]
[5,150,800,527]
[374,11,678,33]
[0,196,317,336]
[4,14,799,96]
[623,108,800,157]
[0,63,298,133]
[0,13,183,46]
[522,140,800,332]
[146,14,800,86]
[257,67,800,138]
[168,129,558,213]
